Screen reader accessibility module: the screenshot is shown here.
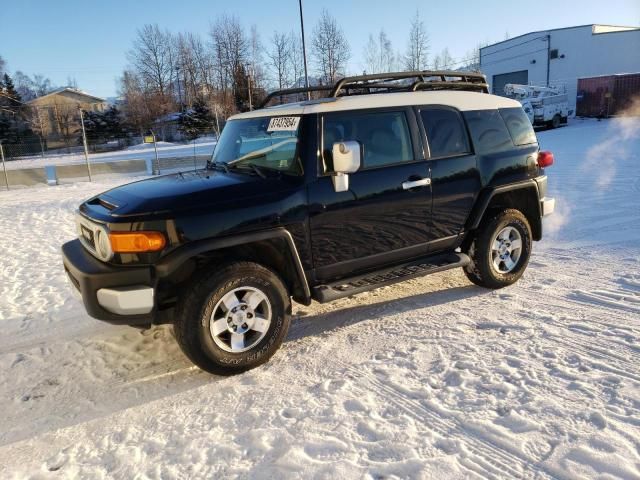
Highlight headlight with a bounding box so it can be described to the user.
[76,213,113,261]
[95,228,113,260]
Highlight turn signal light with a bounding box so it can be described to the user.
[109,232,166,253]
[537,151,554,168]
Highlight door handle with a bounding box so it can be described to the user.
[402,177,431,190]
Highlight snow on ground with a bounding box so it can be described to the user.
[0,118,639,479]
[4,140,216,171]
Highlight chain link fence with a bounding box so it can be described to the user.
[0,128,217,189]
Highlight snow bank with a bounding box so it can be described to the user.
[0,119,639,479]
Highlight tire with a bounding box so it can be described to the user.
[551,114,561,129]
[464,209,532,289]
[173,261,291,375]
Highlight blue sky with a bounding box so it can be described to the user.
[1,0,638,98]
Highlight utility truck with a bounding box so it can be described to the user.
[504,83,570,128]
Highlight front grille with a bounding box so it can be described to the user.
[75,213,112,261]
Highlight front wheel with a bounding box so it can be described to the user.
[464,209,532,289]
[174,261,291,375]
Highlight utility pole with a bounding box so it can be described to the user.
[298,0,311,100]
[0,141,8,190]
[78,107,92,181]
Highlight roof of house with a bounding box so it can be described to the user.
[27,87,106,104]
[480,24,640,52]
[230,90,520,121]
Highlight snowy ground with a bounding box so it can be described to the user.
[0,118,639,479]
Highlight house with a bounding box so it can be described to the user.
[480,24,640,114]
[27,87,107,147]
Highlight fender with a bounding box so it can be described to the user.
[466,179,542,231]
[155,227,312,305]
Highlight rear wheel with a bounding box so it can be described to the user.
[551,114,561,129]
[464,209,532,289]
[174,261,291,375]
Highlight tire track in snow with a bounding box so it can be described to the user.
[338,361,556,480]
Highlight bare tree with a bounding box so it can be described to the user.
[268,31,292,89]
[209,14,249,113]
[249,25,266,91]
[404,10,430,71]
[364,30,395,74]
[311,9,350,84]
[0,55,5,77]
[127,24,174,98]
[440,48,454,69]
[461,42,488,71]
[288,31,305,87]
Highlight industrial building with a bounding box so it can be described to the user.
[480,24,640,115]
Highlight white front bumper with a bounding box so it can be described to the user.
[96,286,154,315]
[541,197,555,217]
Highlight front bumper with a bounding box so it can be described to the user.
[62,239,155,325]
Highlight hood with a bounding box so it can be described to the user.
[81,169,296,220]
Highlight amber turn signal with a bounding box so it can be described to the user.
[109,232,166,253]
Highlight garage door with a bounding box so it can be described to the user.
[492,70,529,96]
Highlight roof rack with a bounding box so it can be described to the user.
[259,70,488,108]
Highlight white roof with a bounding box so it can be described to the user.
[230,91,521,120]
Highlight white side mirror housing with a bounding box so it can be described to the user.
[331,141,361,193]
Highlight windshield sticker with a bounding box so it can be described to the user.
[267,116,300,132]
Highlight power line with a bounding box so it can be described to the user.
[480,35,549,58]
[480,48,548,68]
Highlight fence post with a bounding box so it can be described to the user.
[78,107,92,181]
[0,143,8,190]
[151,130,160,175]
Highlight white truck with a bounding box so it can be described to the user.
[504,84,570,128]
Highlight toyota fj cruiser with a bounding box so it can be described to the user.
[62,71,555,375]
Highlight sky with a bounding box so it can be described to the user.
[1,0,639,98]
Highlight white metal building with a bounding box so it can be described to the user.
[480,24,640,114]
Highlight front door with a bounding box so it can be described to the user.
[308,108,432,281]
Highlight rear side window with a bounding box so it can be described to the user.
[420,107,470,158]
[499,107,537,146]
[463,109,513,154]
[322,110,413,171]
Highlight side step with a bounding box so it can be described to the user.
[312,252,470,303]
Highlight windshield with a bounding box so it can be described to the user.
[211,116,302,175]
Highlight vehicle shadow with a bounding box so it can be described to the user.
[287,283,487,342]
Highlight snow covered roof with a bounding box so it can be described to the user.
[27,87,106,104]
[230,90,521,120]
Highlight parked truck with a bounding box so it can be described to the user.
[504,84,570,128]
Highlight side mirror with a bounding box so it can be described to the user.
[331,141,361,193]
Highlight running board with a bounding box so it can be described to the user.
[312,252,470,303]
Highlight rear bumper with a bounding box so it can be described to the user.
[62,239,155,325]
[540,197,555,217]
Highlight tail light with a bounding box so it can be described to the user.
[537,151,554,168]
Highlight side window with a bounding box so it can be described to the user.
[463,109,513,154]
[322,110,413,172]
[420,107,470,158]
[499,107,537,146]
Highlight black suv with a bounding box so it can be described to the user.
[62,71,555,375]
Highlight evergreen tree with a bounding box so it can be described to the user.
[2,73,22,113]
[178,97,214,140]
[82,106,125,145]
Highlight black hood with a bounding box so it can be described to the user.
[82,169,297,220]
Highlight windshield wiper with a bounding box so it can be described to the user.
[228,162,267,179]
[210,161,229,173]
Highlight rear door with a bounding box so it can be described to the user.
[417,106,480,251]
[307,107,432,281]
